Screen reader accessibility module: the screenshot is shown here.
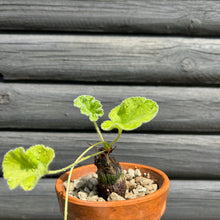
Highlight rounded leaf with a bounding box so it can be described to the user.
[101,97,159,131]
[74,95,104,121]
[2,145,55,191]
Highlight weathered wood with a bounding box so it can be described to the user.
[0,132,220,179]
[164,180,220,220]
[0,178,61,220]
[0,83,220,132]
[0,178,219,219]
[1,35,220,85]
[0,0,220,36]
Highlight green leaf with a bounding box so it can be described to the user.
[74,95,104,122]
[101,97,159,131]
[2,145,55,191]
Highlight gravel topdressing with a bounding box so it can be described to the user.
[64,168,158,202]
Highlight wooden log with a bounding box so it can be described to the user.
[164,180,220,220]
[0,178,219,219]
[0,83,220,132]
[0,0,220,36]
[1,34,220,85]
[0,132,220,179]
[0,178,62,220]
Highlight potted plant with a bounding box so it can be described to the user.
[2,95,169,220]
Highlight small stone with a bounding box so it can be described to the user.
[78,191,88,200]
[145,184,158,195]
[148,185,153,190]
[135,176,142,184]
[81,174,92,182]
[63,181,67,188]
[91,172,98,178]
[148,189,156,194]
[137,185,147,192]
[145,188,150,195]
[90,177,98,186]
[142,180,154,187]
[126,180,137,191]
[151,184,158,191]
[125,192,136,200]
[69,183,75,191]
[69,191,78,197]
[87,195,99,201]
[145,184,158,194]
[134,169,142,177]
[107,192,125,201]
[130,179,135,184]
[133,185,147,198]
[89,190,97,197]
[137,191,146,197]
[128,168,135,178]
[88,178,98,190]
[83,186,90,194]
[98,197,106,202]
[125,174,133,181]
[87,183,93,190]
[73,179,85,189]
[135,177,153,186]
[63,181,75,192]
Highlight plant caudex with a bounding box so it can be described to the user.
[2,95,159,219]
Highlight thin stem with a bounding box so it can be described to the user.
[110,128,122,147]
[78,150,105,162]
[48,141,103,175]
[64,165,74,220]
[93,121,105,143]
[62,145,105,220]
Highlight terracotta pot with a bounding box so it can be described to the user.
[55,162,170,220]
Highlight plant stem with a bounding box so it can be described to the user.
[48,141,103,175]
[64,165,74,220]
[94,121,105,143]
[60,143,105,220]
[110,128,122,147]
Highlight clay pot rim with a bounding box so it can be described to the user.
[56,162,170,207]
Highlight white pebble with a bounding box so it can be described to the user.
[89,190,97,197]
[98,197,106,202]
[91,172,98,178]
[69,191,78,197]
[128,168,135,178]
[87,195,99,201]
[134,169,142,177]
[125,174,133,181]
[125,192,136,200]
[107,192,125,201]
[63,181,75,191]
[73,179,85,189]
[151,184,158,191]
[78,191,88,200]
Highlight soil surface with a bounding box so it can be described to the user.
[64,168,158,201]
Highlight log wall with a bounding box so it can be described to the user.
[0,1,219,219]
